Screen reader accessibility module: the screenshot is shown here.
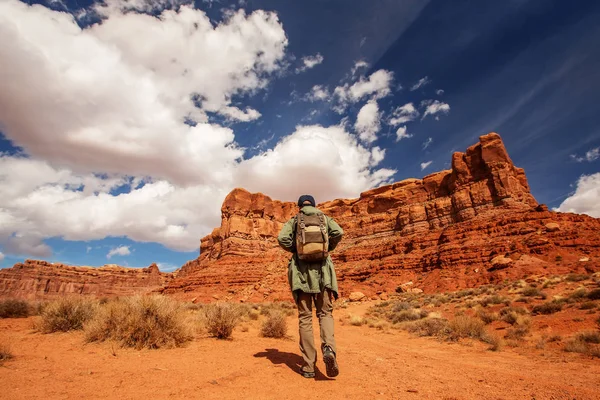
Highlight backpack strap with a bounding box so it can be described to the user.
[299,213,306,244]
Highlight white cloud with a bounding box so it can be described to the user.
[370,147,385,167]
[0,1,397,258]
[420,161,433,171]
[410,76,430,91]
[421,100,450,119]
[107,245,131,259]
[0,1,288,186]
[351,60,369,75]
[91,0,192,17]
[157,262,179,272]
[570,147,600,163]
[556,173,600,218]
[354,99,381,144]
[334,69,393,109]
[436,89,444,96]
[389,102,419,126]
[306,85,330,102]
[396,126,412,141]
[296,53,324,73]
[236,124,396,203]
[86,246,92,254]
[422,137,433,150]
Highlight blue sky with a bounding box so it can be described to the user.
[1,0,599,270]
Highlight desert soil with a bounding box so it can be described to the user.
[1,302,599,400]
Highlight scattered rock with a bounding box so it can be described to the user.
[379,292,389,301]
[579,257,590,262]
[489,255,514,271]
[349,292,366,302]
[396,282,414,293]
[409,288,424,294]
[545,222,560,232]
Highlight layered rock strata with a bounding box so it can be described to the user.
[0,260,173,300]
[162,133,600,302]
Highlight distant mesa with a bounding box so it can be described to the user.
[2,133,599,301]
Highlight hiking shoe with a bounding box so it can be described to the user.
[322,346,339,378]
[300,367,315,379]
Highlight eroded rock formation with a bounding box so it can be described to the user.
[0,260,173,300]
[162,133,600,302]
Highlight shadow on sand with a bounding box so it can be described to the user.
[253,348,334,381]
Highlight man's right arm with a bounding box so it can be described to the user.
[277,218,295,253]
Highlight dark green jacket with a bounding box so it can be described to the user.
[277,206,343,302]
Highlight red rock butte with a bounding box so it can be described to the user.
[1,133,599,301]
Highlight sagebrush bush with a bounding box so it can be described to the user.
[587,289,600,300]
[476,309,498,324]
[85,295,193,349]
[260,311,288,338]
[349,315,365,326]
[406,318,450,337]
[576,331,600,344]
[521,287,543,297]
[448,315,486,340]
[532,300,564,315]
[36,297,96,333]
[0,299,30,318]
[204,303,241,339]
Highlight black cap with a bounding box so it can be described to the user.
[297,195,315,207]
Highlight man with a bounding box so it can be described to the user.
[277,194,344,379]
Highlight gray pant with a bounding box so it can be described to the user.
[296,289,337,372]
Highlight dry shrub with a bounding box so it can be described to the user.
[349,315,365,326]
[565,273,588,282]
[406,318,450,337]
[260,302,295,317]
[478,295,508,307]
[390,309,428,323]
[587,289,600,300]
[476,309,498,324]
[36,297,96,333]
[448,315,486,340]
[564,335,600,357]
[481,331,504,351]
[579,301,596,310]
[204,303,241,339]
[521,286,543,297]
[576,331,600,344]
[0,299,30,318]
[0,343,13,363]
[569,288,588,301]
[260,311,288,338]
[532,300,564,315]
[85,295,193,349]
[248,309,260,320]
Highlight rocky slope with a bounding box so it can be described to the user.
[162,133,600,302]
[0,260,173,300]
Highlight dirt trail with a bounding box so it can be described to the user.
[1,305,599,400]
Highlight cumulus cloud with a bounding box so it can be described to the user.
[354,99,381,144]
[396,126,412,141]
[389,103,419,126]
[351,60,369,75]
[334,69,393,110]
[296,53,324,73]
[570,147,600,163]
[107,245,131,259]
[421,100,450,119]
[556,173,600,218]
[420,161,433,170]
[422,137,433,150]
[306,85,330,102]
[0,1,397,258]
[410,76,430,91]
[0,1,287,186]
[236,124,396,203]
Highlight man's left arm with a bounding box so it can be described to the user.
[327,217,343,251]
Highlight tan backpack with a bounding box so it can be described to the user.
[295,212,329,261]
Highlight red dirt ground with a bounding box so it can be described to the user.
[1,302,599,400]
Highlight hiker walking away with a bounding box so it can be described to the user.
[277,195,344,378]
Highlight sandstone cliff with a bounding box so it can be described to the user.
[162,133,600,302]
[0,260,173,300]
